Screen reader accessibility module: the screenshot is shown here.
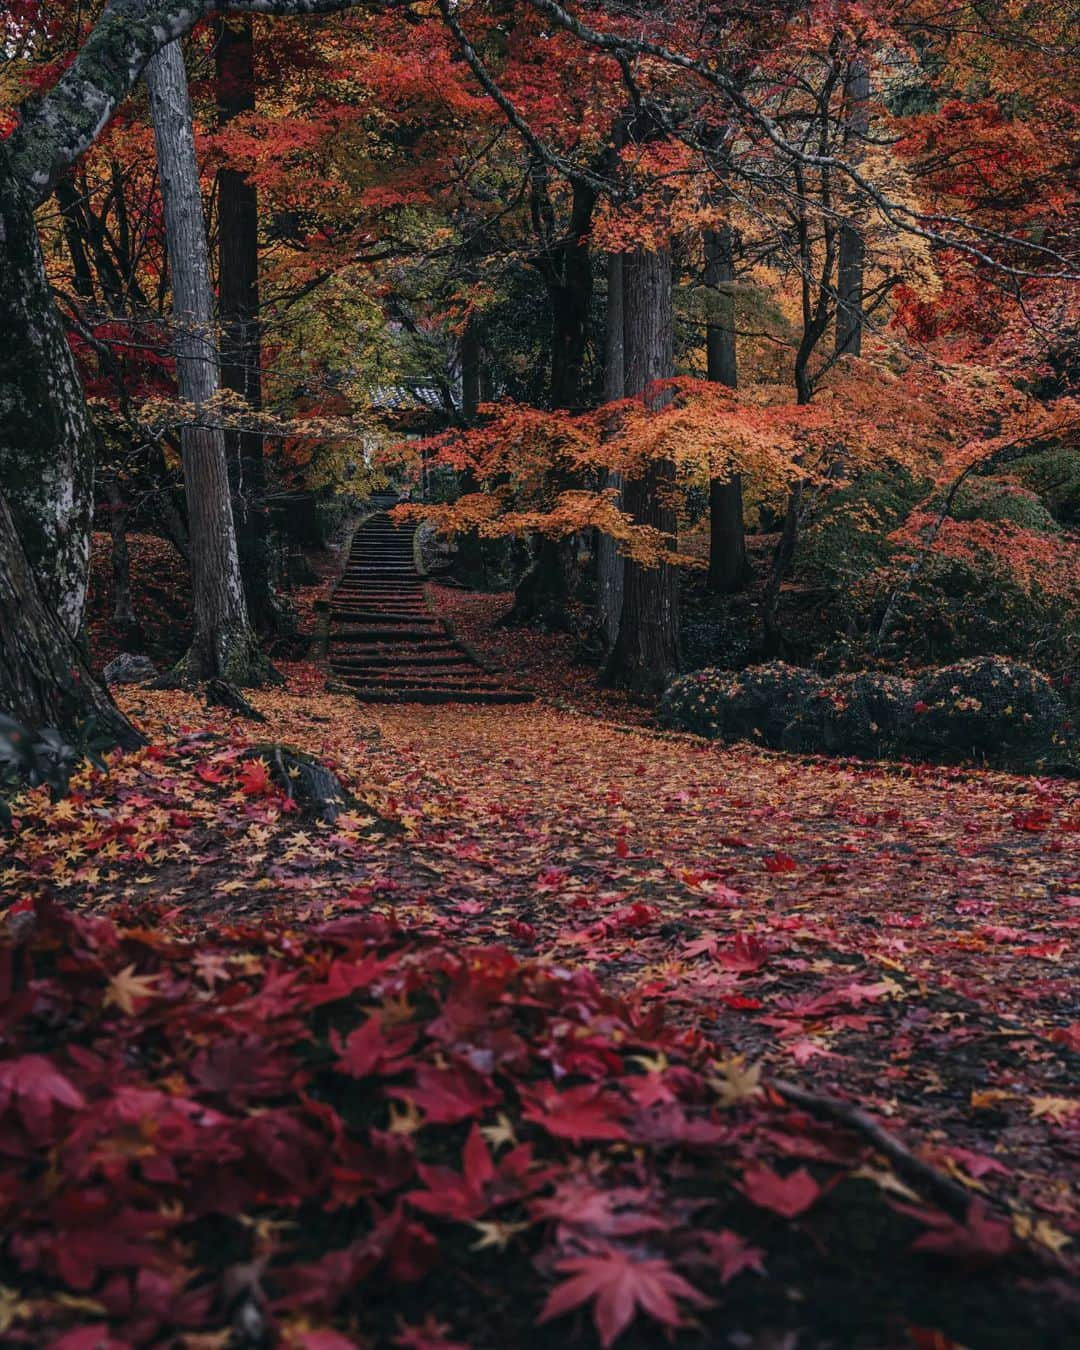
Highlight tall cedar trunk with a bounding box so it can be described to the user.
[597,249,625,646]
[456,317,486,580]
[216,15,275,629]
[604,246,679,694]
[0,146,94,639]
[835,59,870,359]
[0,491,139,744]
[704,224,747,593]
[146,39,266,684]
[511,181,596,626]
[105,475,138,631]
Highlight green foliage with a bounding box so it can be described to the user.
[1010,446,1080,526]
[874,549,1078,681]
[949,477,1058,532]
[660,658,1068,768]
[797,470,925,590]
[0,714,112,827]
[909,657,1069,766]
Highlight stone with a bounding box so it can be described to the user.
[103,652,158,685]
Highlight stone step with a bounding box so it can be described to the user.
[331,656,480,673]
[329,627,448,643]
[339,685,533,705]
[330,635,458,650]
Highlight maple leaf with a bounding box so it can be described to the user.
[393,1063,500,1125]
[237,757,276,797]
[696,1229,767,1284]
[521,1082,629,1142]
[103,963,159,1015]
[332,1017,417,1078]
[899,1201,1014,1269]
[740,1165,821,1218]
[539,1250,712,1347]
[1029,1096,1078,1124]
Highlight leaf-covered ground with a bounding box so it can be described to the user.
[1,667,1078,1348]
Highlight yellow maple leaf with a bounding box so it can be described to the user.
[104,964,159,1015]
[1030,1096,1078,1124]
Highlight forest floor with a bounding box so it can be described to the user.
[2,667,1078,1347]
[2,540,1078,1347]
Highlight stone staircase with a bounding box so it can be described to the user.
[327,499,532,704]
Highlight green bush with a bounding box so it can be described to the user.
[798,469,925,590]
[660,659,1069,768]
[1011,446,1080,526]
[949,477,1058,533]
[908,657,1069,767]
[660,662,826,746]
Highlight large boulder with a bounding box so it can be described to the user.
[103,652,158,685]
[907,656,1069,767]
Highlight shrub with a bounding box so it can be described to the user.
[660,662,826,746]
[797,469,925,590]
[820,672,916,759]
[680,611,756,673]
[907,657,1069,766]
[949,476,1058,533]
[660,659,1068,769]
[1011,446,1080,527]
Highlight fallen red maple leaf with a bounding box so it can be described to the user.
[0,1053,85,1138]
[538,1249,712,1347]
[740,1164,821,1218]
[522,1082,629,1142]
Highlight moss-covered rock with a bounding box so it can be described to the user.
[907,657,1069,767]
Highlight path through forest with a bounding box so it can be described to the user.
[3,683,1079,1342]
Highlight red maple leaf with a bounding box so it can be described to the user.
[393,1063,500,1124]
[522,1082,629,1142]
[539,1249,712,1347]
[407,1124,548,1220]
[0,1054,85,1137]
[740,1165,821,1218]
[332,1018,417,1078]
[237,758,276,797]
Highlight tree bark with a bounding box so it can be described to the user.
[704,223,747,593]
[216,14,276,630]
[597,249,625,647]
[604,246,679,694]
[0,146,94,639]
[834,59,870,359]
[0,491,139,746]
[146,37,269,683]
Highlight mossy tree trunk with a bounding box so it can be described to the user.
[0,145,94,639]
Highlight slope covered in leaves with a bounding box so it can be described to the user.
[0,677,1078,1347]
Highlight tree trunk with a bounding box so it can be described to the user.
[0,146,94,639]
[105,474,139,633]
[704,224,747,593]
[604,246,679,694]
[835,59,870,359]
[0,492,139,746]
[597,249,625,647]
[146,38,269,684]
[216,14,276,631]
